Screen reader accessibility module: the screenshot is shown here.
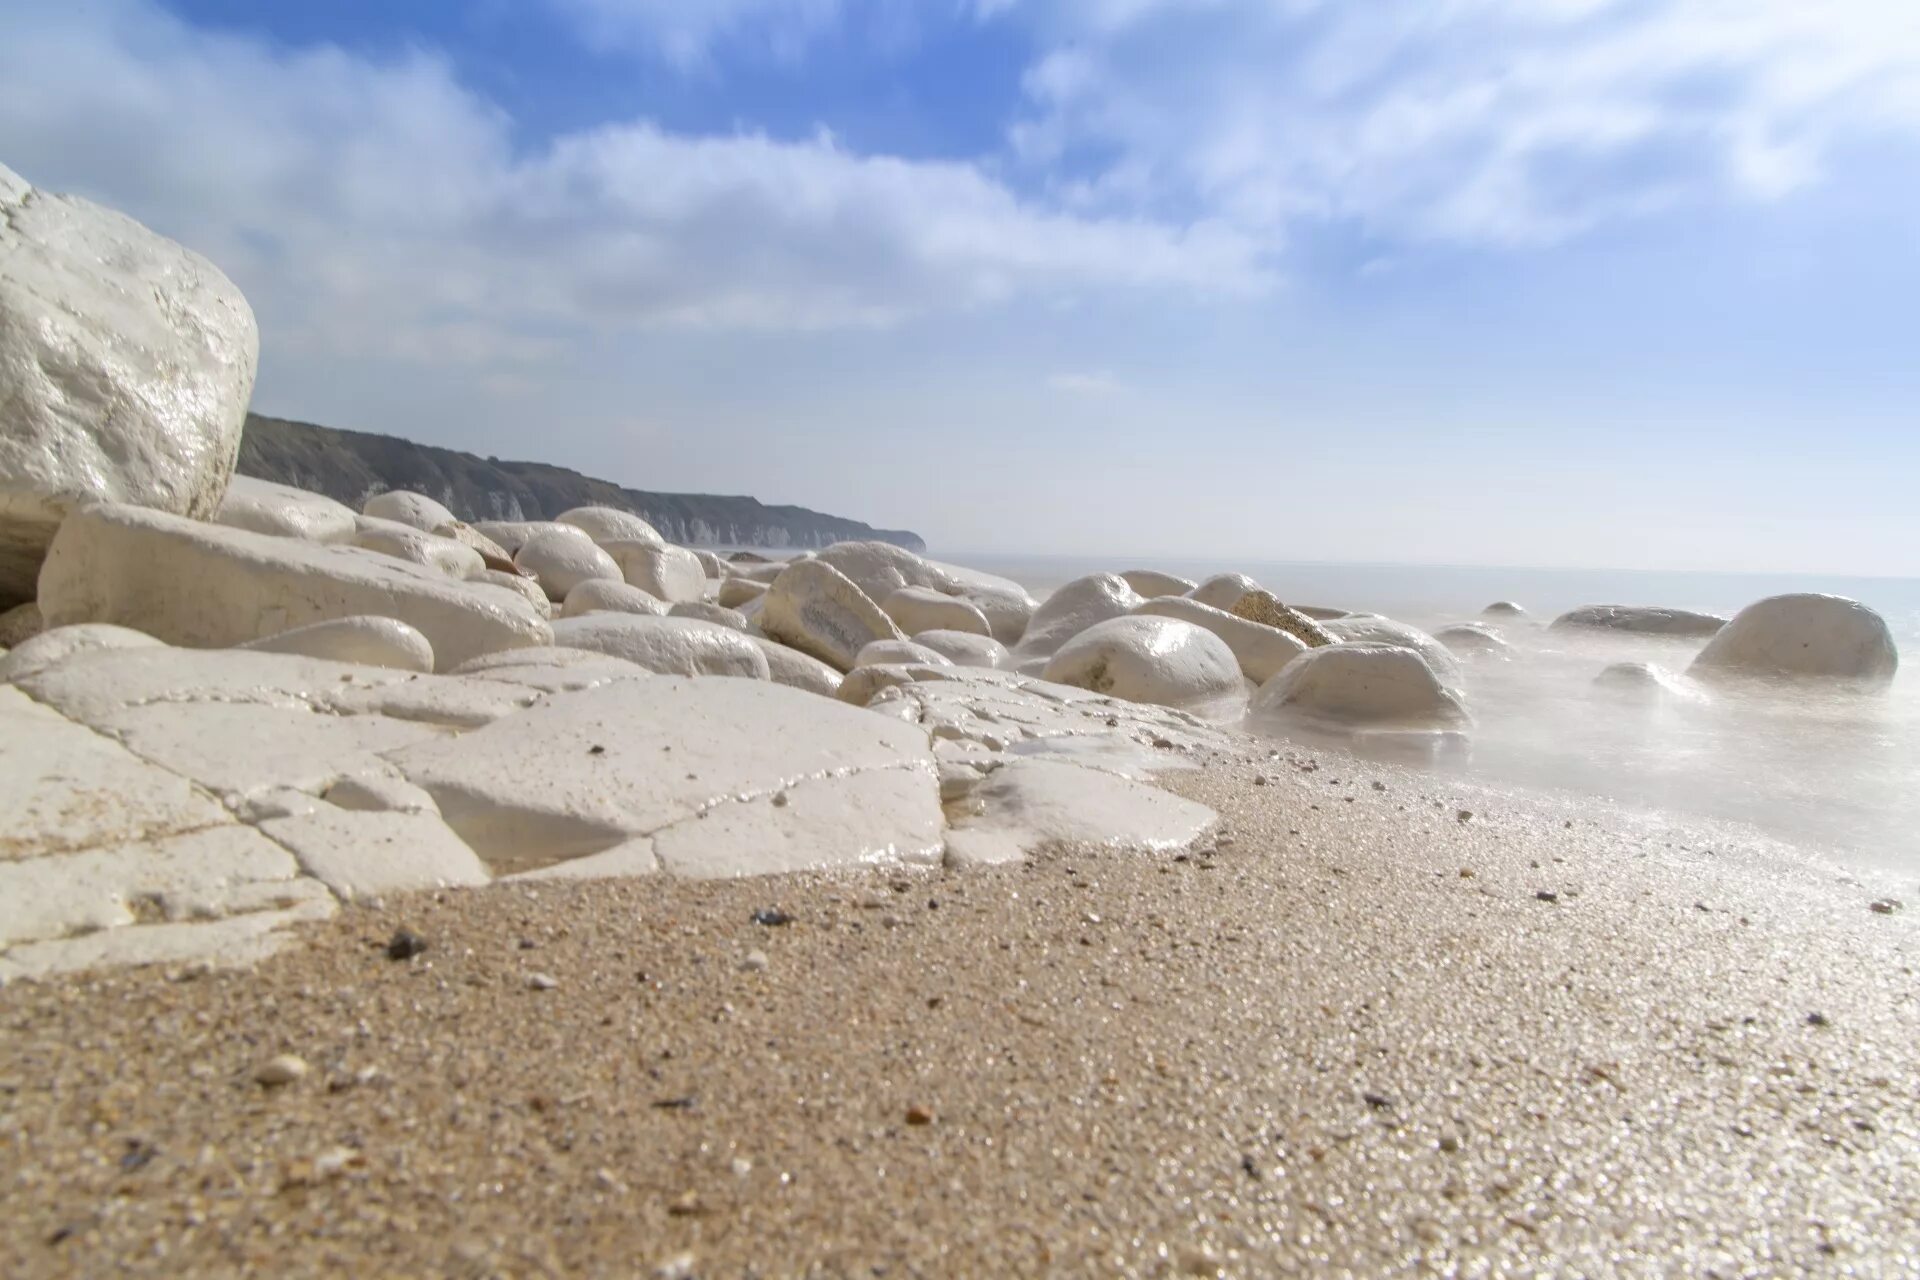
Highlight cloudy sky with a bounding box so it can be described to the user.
[4,1,1918,572]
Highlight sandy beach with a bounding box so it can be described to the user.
[5,741,1914,1278]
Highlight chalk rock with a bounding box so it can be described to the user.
[1041,616,1243,717]
[814,542,1035,644]
[669,601,748,631]
[1482,601,1527,618]
[856,639,955,668]
[729,559,790,584]
[0,601,43,648]
[943,758,1220,868]
[751,638,843,697]
[913,629,1011,670]
[515,527,622,602]
[1251,642,1470,729]
[1551,605,1728,638]
[362,490,456,532]
[760,559,904,671]
[1594,661,1705,703]
[216,477,357,544]
[1293,604,1350,620]
[556,506,665,549]
[693,549,726,578]
[1229,589,1338,647]
[1132,595,1307,684]
[1011,574,1144,669]
[1434,623,1514,659]
[1120,569,1197,598]
[384,677,941,878]
[260,808,489,901]
[239,616,435,672]
[882,586,992,638]
[449,646,654,694]
[38,503,550,670]
[562,578,668,619]
[1188,573,1262,612]
[932,561,1039,645]
[351,516,485,579]
[607,541,705,604]
[549,614,770,679]
[469,521,548,556]
[474,569,552,619]
[0,162,258,605]
[0,623,162,684]
[431,521,517,573]
[718,577,768,610]
[1320,616,1465,692]
[1690,594,1899,685]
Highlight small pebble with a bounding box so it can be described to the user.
[1870,899,1901,915]
[527,973,559,991]
[254,1054,308,1087]
[740,950,769,972]
[385,928,428,961]
[1806,1011,1830,1027]
[1535,891,1559,903]
[905,1105,934,1125]
[1456,809,1473,823]
[752,908,794,927]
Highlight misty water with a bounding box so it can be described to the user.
[953,554,1920,876]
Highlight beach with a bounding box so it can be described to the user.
[5,744,1915,1278]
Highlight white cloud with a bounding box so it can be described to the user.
[0,0,1266,373]
[997,0,1920,245]
[549,0,849,67]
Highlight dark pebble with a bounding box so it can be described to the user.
[386,928,429,961]
[1535,891,1559,903]
[1362,1092,1393,1109]
[751,908,794,927]
[1806,1012,1830,1027]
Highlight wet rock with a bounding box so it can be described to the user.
[1690,593,1898,685]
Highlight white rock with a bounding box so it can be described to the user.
[882,586,992,637]
[261,808,491,900]
[430,521,517,572]
[814,543,1036,645]
[1319,616,1465,692]
[1550,605,1728,637]
[0,601,42,647]
[385,677,940,877]
[238,616,435,672]
[943,759,1219,868]
[750,637,844,697]
[655,768,944,878]
[0,162,258,604]
[760,559,905,671]
[928,560,1039,645]
[562,578,668,618]
[1482,601,1527,618]
[1010,574,1144,669]
[669,601,748,630]
[474,569,553,619]
[1689,593,1899,684]
[556,506,665,549]
[1132,595,1307,684]
[450,645,655,694]
[323,773,442,815]
[362,490,456,532]
[469,521,548,555]
[351,516,485,579]
[606,541,706,603]
[1434,623,1514,659]
[515,527,622,602]
[38,504,551,670]
[718,578,768,610]
[1228,590,1340,648]
[729,559,791,584]
[1187,573,1262,612]
[1120,569,1198,598]
[216,477,357,544]
[856,639,955,668]
[1251,642,1470,729]
[1,898,333,979]
[1593,661,1706,703]
[911,630,1011,670]
[1041,615,1244,718]
[0,622,162,684]
[549,614,771,679]
[693,549,726,578]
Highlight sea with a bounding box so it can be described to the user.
[943,553,1920,879]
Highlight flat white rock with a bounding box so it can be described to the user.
[238,615,436,672]
[216,476,357,544]
[261,808,491,901]
[1690,593,1898,684]
[1551,605,1728,638]
[1042,615,1244,718]
[549,613,770,679]
[943,758,1219,868]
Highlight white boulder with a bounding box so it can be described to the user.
[882,586,993,637]
[1320,616,1465,691]
[750,637,844,697]
[351,516,485,579]
[515,526,622,602]
[912,630,1011,670]
[1435,623,1514,658]
[556,506,665,549]
[1551,605,1728,638]
[669,601,748,631]
[718,577,768,610]
[856,639,954,668]
[0,163,258,605]
[1594,661,1706,703]
[238,616,435,672]
[37,503,550,670]
[1120,569,1198,598]
[930,560,1038,645]
[216,477,357,544]
[1251,642,1470,729]
[1188,573,1261,612]
[362,490,456,532]
[606,541,705,603]
[0,623,163,684]
[1132,595,1307,684]
[1010,573,1143,669]
[549,614,770,679]
[1228,589,1339,648]
[473,569,552,619]
[430,521,517,573]
[813,542,1036,644]
[1690,594,1899,684]
[1482,601,1527,618]
[1040,615,1243,717]
[693,549,726,578]
[759,559,904,671]
[561,578,668,619]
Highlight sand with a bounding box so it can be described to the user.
[3,743,1917,1277]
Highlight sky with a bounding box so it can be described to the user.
[2,0,1919,573]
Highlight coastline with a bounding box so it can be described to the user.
[4,734,1914,1278]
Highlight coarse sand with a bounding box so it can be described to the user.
[3,746,1917,1277]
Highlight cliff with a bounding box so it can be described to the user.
[236,414,925,552]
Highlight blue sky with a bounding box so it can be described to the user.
[3,0,1918,573]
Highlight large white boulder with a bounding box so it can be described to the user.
[1551,605,1728,638]
[750,637,843,697]
[1010,573,1144,669]
[473,569,552,619]
[1593,661,1706,704]
[1040,615,1244,717]
[928,561,1039,645]
[1320,616,1465,692]
[37,503,550,670]
[1228,589,1338,647]
[549,613,770,679]
[1689,594,1898,684]
[669,601,748,631]
[1435,623,1514,659]
[238,616,435,672]
[912,629,1011,670]
[1251,642,1470,729]
[556,506,665,549]
[1121,569,1198,598]
[0,163,259,605]
[759,559,905,671]
[1482,601,1527,618]
[430,521,517,573]
[514,526,622,602]
[362,490,456,532]
[856,639,954,668]
[693,549,726,578]
[561,578,668,619]
[718,577,768,610]
[882,586,992,637]
[813,542,1036,644]
[606,541,705,603]
[0,623,163,685]
[216,477,357,544]
[1188,573,1261,612]
[1132,595,1307,684]
[351,516,485,579]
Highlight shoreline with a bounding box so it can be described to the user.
[4,734,1914,1277]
